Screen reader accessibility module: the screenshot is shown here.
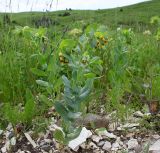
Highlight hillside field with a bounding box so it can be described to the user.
[0,0,160,152]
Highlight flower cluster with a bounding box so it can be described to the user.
[59,52,69,64]
[95,36,108,49]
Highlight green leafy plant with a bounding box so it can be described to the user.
[54,73,93,144]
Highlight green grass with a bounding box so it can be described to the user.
[0,0,160,30]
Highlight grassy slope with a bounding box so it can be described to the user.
[0,0,160,129]
[0,0,160,30]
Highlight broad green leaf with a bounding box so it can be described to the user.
[54,129,65,143]
[54,101,69,121]
[79,35,88,46]
[84,73,96,78]
[90,57,103,65]
[79,89,90,101]
[36,80,50,87]
[65,127,82,144]
[30,68,47,77]
[62,75,70,88]
[25,88,34,102]
[68,112,82,120]
[59,39,76,51]
[80,79,93,94]
[85,24,98,36]
[39,94,52,107]
[72,70,77,81]
[95,128,107,134]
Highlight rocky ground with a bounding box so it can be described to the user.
[0,110,160,153]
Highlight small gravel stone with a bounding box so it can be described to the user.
[6,123,13,131]
[112,142,120,151]
[10,137,16,146]
[102,141,111,151]
[152,135,160,140]
[8,131,14,139]
[41,144,51,152]
[149,139,160,153]
[40,141,47,146]
[98,141,105,147]
[127,138,138,150]
[92,135,102,143]
[80,143,86,149]
[1,146,7,153]
[133,111,144,118]
[44,139,53,144]
[0,130,3,136]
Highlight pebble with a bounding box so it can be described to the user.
[6,123,13,131]
[40,141,47,146]
[98,141,105,147]
[112,142,120,151]
[41,144,51,152]
[127,138,138,150]
[80,143,86,149]
[92,135,102,143]
[133,111,144,118]
[102,141,111,151]
[134,144,142,153]
[44,139,53,144]
[1,146,7,153]
[96,128,117,139]
[149,139,160,153]
[152,135,160,140]
[7,131,14,139]
[122,123,139,129]
[10,137,16,146]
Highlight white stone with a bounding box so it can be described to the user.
[49,124,63,132]
[119,141,124,146]
[122,123,139,129]
[6,123,13,131]
[117,127,123,131]
[116,137,121,143]
[1,146,7,153]
[152,135,160,140]
[10,137,16,146]
[108,123,116,132]
[44,139,52,144]
[127,139,138,150]
[102,141,111,151]
[133,111,144,118]
[96,128,117,139]
[98,141,105,147]
[134,144,142,153]
[112,142,119,148]
[68,127,92,152]
[24,132,37,148]
[1,141,10,153]
[92,135,102,143]
[149,139,160,152]
[0,129,3,135]
[80,143,86,149]
[111,146,119,151]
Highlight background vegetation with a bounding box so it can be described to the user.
[0,0,160,141]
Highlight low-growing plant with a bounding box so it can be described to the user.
[54,73,93,144]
